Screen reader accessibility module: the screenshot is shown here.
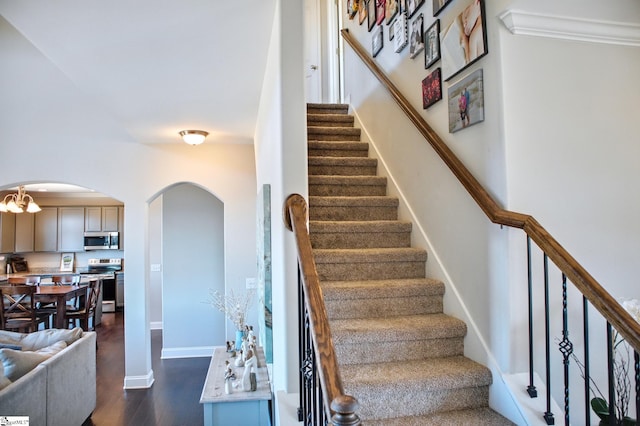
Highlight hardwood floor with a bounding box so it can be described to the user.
[82,312,210,426]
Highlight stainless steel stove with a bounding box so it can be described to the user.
[82,258,122,312]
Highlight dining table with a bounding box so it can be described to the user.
[34,284,88,329]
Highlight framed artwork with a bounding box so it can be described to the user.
[448,69,484,133]
[424,19,440,68]
[376,0,386,25]
[409,13,424,59]
[347,0,358,19]
[440,0,488,81]
[393,12,408,52]
[432,0,453,16]
[367,0,376,31]
[386,0,399,24]
[422,68,442,109]
[359,0,368,24]
[406,0,425,19]
[372,26,384,57]
[60,253,75,272]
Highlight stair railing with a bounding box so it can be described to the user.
[341,28,639,425]
[284,193,361,426]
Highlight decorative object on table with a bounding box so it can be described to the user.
[392,12,408,52]
[422,68,442,109]
[409,13,424,59]
[372,25,384,58]
[432,0,453,16]
[440,0,487,81]
[60,253,74,272]
[224,360,236,395]
[405,0,425,19]
[424,18,440,68]
[242,349,258,392]
[447,68,484,133]
[206,288,255,351]
[375,0,385,25]
[367,0,376,32]
[358,0,368,24]
[235,351,245,367]
[385,0,399,24]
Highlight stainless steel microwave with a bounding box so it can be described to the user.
[83,232,120,250]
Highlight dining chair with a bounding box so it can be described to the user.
[51,274,83,309]
[64,279,100,331]
[8,276,41,285]
[0,285,51,332]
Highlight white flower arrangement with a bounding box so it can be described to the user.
[207,288,255,331]
[621,298,640,323]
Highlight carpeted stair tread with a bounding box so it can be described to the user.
[310,196,398,207]
[313,247,427,264]
[330,314,466,344]
[308,156,377,167]
[308,141,369,157]
[308,113,354,127]
[309,175,386,186]
[321,278,444,300]
[362,407,515,425]
[310,220,411,248]
[309,176,387,197]
[307,103,349,114]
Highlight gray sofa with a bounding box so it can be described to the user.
[0,328,97,426]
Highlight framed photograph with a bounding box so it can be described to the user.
[409,13,425,59]
[440,0,488,81]
[406,0,425,19]
[359,0,368,24]
[448,69,484,133]
[60,253,75,272]
[386,0,399,24]
[347,0,358,19]
[422,68,442,109]
[393,12,408,52]
[372,26,384,57]
[376,0,386,25]
[367,0,376,31]
[424,19,440,68]
[432,0,453,16]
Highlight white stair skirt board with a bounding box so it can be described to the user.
[275,391,301,426]
[503,372,563,426]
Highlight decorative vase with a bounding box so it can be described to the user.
[235,329,243,351]
[225,379,232,394]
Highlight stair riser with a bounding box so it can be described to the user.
[316,261,425,281]
[309,165,377,176]
[325,295,442,319]
[335,337,463,365]
[308,133,361,141]
[311,232,410,249]
[308,149,369,158]
[309,184,386,197]
[310,206,397,221]
[307,107,348,115]
[348,386,490,420]
[308,119,354,128]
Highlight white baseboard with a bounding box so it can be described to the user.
[123,370,155,389]
[149,321,163,330]
[161,346,215,359]
[275,391,300,426]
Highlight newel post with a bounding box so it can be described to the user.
[330,395,361,426]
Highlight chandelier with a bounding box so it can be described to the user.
[0,186,42,213]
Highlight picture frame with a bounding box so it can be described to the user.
[347,0,358,19]
[372,25,384,57]
[406,0,425,19]
[440,0,488,81]
[409,13,425,59]
[60,252,75,272]
[422,67,442,109]
[393,12,408,52]
[376,0,386,25]
[447,69,484,133]
[359,0,368,24]
[367,0,376,31]
[386,0,399,24]
[432,0,453,16]
[424,19,440,68]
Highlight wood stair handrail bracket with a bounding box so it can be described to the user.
[284,193,361,426]
[340,28,640,353]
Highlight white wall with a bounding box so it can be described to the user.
[0,17,258,388]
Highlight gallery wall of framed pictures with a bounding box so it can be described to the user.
[349,0,488,133]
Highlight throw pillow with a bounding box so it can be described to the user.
[0,341,67,382]
[0,362,12,391]
[19,327,83,351]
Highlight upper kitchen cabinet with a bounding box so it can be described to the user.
[85,206,120,232]
[15,213,35,253]
[0,212,15,253]
[34,207,58,252]
[59,207,85,252]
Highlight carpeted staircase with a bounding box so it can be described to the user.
[306,103,514,425]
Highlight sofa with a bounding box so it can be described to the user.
[0,327,97,426]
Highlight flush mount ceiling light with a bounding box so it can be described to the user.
[0,185,42,213]
[179,130,209,146]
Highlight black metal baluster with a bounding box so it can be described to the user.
[543,254,555,424]
[635,350,639,425]
[298,266,305,422]
[527,236,538,398]
[583,297,591,426]
[559,273,573,426]
[606,323,615,426]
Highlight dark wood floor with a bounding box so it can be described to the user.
[82,312,211,426]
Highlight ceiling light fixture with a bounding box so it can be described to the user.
[0,186,42,214]
[179,130,209,146]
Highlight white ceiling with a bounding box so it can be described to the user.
[0,1,277,146]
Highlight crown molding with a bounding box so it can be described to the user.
[499,9,640,47]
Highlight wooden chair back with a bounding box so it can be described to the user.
[1,285,37,332]
[8,276,41,285]
[52,275,81,286]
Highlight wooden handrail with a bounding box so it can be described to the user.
[284,193,360,424]
[340,28,640,353]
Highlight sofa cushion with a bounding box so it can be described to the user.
[0,361,12,391]
[0,343,22,351]
[0,327,82,351]
[0,341,67,382]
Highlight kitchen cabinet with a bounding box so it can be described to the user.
[59,207,85,252]
[34,207,58,252]
[14,213,34,253]
[0,212,15,253]
[85,206,119,232]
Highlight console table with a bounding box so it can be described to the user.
[200,346,272,426]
